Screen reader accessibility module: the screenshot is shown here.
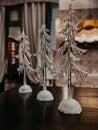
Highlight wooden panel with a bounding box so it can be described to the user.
[73,87,98,109]
[7,40,12,79]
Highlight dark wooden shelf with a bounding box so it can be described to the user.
[0,86,98,130]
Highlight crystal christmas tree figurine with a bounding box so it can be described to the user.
[16,31,33,93]
[34,24,54,101]
[57,4,88,114]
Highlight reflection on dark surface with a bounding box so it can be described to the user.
[19,93,32,105]
[19,93,32,101]
[59,112,81,125]
[37,101,53,122]
[37,100,53,108]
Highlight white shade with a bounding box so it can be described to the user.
[75,28,98,43]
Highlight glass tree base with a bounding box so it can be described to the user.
[18,84,32,93]
[58,98,82,114]
[37,90,54,101]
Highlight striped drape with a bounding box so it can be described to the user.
[21,2,46,84]
[0,7,6,82]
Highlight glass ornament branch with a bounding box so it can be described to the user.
[16,31,34,93]
[34,24,54,90]
[57,4,88,92]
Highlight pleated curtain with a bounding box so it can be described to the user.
[0,7,6,82]
[21,2,46,84]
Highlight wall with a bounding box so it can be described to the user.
[60,0,98,10]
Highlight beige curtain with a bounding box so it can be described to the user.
[0,7,5,82]
[21,2,46,84]
[0,0,57,6]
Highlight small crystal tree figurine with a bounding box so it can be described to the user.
[57,4,88,114]
[16,31,33,93]
[34,24,54,101]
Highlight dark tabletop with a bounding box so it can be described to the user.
[0,85,98,130]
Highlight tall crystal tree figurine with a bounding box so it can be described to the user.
[57,4,88,114]
[34,24,54,101]
[16,31,33,93]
